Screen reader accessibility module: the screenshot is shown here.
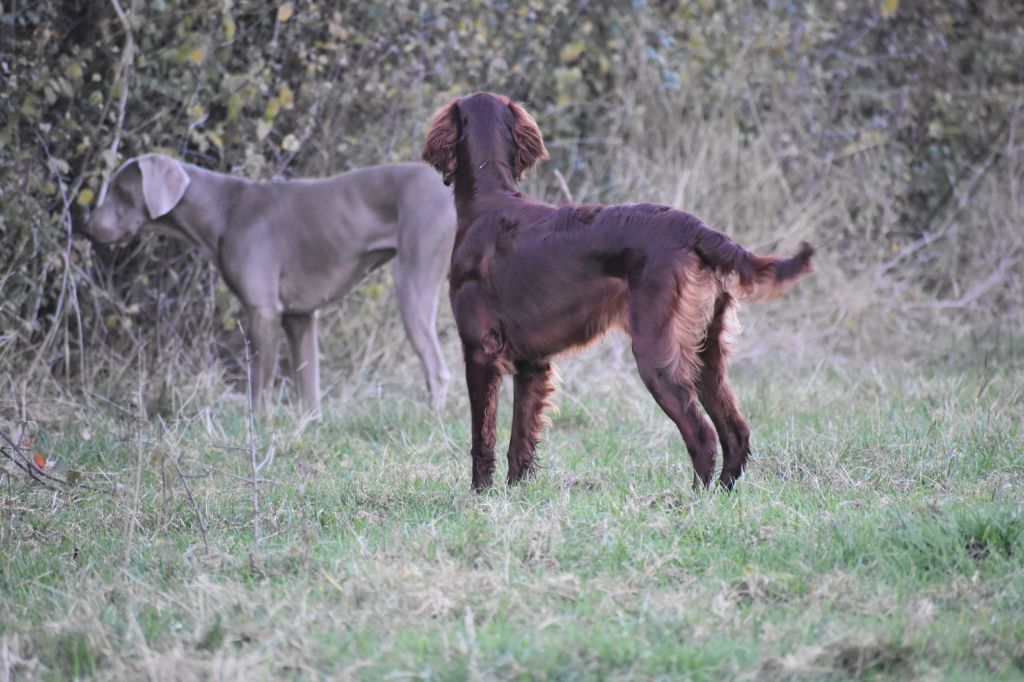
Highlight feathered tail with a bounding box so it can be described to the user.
[690,228,815,301]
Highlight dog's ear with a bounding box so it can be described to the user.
[508,100,549,182]
[137,154,190,219]
[422,100,460,186]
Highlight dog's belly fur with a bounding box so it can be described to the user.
[497,276,628,360]
[279,247,396,312]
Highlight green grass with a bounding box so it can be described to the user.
[2,356,1022,680]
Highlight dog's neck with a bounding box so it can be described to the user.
[452,162,519,229]
[159,165,241,259]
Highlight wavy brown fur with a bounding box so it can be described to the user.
[423,92,813,491]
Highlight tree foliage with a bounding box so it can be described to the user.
[2,0,1022,406]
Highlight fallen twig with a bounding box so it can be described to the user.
[0,429,93,491]
[171,452,210,554]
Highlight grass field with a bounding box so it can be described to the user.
[2,343,1022,680]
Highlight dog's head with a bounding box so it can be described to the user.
[81,154,191,244]
[422,92,549,187]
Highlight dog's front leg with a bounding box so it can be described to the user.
[245,307,282,414]
[507,360,554,485]
[465,350,504,492]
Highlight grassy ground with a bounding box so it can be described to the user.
[1,345,1022,680]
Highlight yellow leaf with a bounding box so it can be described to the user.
[224,16,237,41]
[189,47,206,64]
[264,98,281,120]
[256,119,272,140]
[77,188,95,207]
[277,3,293,23]
[227,93,244,122]
[278,86,294,109]
[881,0,898,18]
[328,20,348,40]
[21,96,38,117]
[65,62,84,81]
[560,41,585,63]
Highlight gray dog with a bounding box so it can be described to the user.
[82,154,456,413]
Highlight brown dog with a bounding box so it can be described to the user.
[422,92,813,491]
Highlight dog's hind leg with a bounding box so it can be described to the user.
[283,311,321,415]
[628,261,719,488]
[695,295,751,489]
[506,360,554,485]
[395,260,451,410]
[632,352,718,488]
[395,212,454,409]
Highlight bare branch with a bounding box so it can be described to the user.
[99,0,137,204]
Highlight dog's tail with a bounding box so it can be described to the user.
[690,229,815,301]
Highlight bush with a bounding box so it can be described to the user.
[2,0,1022,414]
